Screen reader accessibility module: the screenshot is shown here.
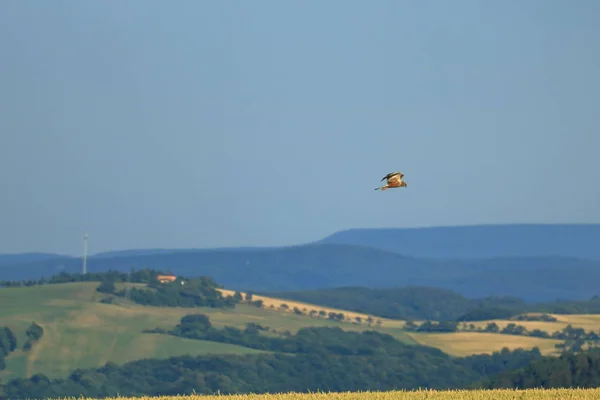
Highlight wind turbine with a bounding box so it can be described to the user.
[82,233,88,275]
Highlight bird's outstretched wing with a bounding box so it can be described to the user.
[381,172,403,182]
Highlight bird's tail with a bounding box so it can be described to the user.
[374,186,387,191]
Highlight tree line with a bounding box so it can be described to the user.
[0,269,163,287]
[477,348,600,389]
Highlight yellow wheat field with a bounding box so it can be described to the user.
[217,289,405,328]
[406,332,563,356]
[55,388,600,400]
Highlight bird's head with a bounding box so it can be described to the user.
[401,181,407,187]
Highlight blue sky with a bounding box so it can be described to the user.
[1,1,599,255]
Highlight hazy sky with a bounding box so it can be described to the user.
[1,1,599,255]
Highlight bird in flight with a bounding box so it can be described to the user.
[375,172,407,191]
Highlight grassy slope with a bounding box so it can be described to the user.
[406,332,563,357]
[0,282,415,380]
[0,283,265,380]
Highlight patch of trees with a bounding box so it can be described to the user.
[0,327,17,372]
[235,291,264,308]
[104,276,240,309]
[404,320,459,333]
[22,322,44,351]
[132,279,235,308]
[96,279,116,294]
[0,326,544,398]
[513,313,558,322]
[552,325,600,353]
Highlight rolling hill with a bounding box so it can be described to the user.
[0,281,416,380]
[3,279,598,385]
[0,280,574,383]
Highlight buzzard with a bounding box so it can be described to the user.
[375,172,407,191]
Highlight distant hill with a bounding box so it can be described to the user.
[3,243,600,302]
[0,252,69,266]
[318,224,600,260]
[91,246,279,259]
[264,286,526,321]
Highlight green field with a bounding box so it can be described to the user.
[46,389,600,400]
[0,282,417,380]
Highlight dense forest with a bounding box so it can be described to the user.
[477,348,600,389]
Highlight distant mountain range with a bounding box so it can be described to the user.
[318,223,600,260]
[1,224,599,302]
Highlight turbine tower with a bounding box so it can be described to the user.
[82,233,88,275]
